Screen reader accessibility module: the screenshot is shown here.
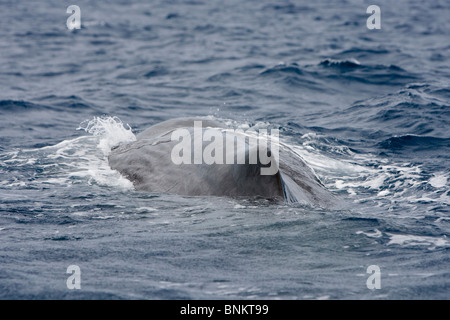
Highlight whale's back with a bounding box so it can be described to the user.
[108,118,339,208]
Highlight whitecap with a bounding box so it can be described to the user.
[429,173,448,188]
[387,233,449,249]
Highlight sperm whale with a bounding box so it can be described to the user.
[108,118,338,208]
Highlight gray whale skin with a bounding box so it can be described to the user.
[108,118,339,208]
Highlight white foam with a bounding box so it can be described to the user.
[356,229,383,238]
[136,207,158,213]
[288,132,450,209]
[387,233,449,249]
[357,229,450,249]
[377,190,390,196]
[429,173,448,188]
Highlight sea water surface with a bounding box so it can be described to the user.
[0,0,449,299]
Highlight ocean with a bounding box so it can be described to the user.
[0,0,449,299]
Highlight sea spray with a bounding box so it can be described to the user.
[78,116,136,156]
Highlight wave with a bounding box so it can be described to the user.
[338,47,391,56]
[259,59,417,92]
[262,3,314,14]
[0,100,46,112]
[0,96,97,114]
[314,83,450,143]
[318,60,414,85]
[319,58,362,69]
[379,135,450,151]
[260,62,304,76]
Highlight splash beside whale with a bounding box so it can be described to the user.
[108,118,339,208]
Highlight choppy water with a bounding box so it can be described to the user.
[0,0,449,299]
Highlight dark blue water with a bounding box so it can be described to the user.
[0,0,449,299]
